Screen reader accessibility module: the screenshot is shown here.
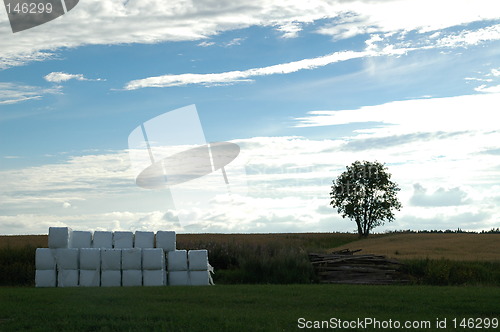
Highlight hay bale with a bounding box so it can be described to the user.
[71,231,92,248]
[93,231,113,248]
[48,227,72,248]
[167,250,187,271]
[122,248,142,270]
[156,231,176,251]
[142,248,165,270]
[113,231,134,248]
[134,231,154,248]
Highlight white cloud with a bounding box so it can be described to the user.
[44,72,104,83]
[436,24,500,48]
[124,20,500,90]
[1,0,499,69]
[197,41,215,47]
[276,22,303,38]
[410,183,470,207]
[224,37,245,47]
[1,124,499,234]
[475,84,500,93]
[316,0,500,40]
[124,50,372,89]
[294,93,500,134]
[0,82,61,105]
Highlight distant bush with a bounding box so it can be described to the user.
[177,241,316,284]
[401,259,500,286]
[0,246,35,286]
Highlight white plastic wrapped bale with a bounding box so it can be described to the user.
[167,250,187,271]
[134,231,154,248]
[143,270,165,286]
[35,248,56,270]
[79,270,100,287]
[188,250,208,271]
[113,231,134,248]
[48,227,72,248]
[58,269,79,287]
[71,231,92,248]
[80,248,101,270]
[142,248,165,270]
[101,270,121,287]
[156,231,176,251]
[93,231,113,248]
[189,271,210,286]
[122,248,142,270]
[101,249,121,270]
[168,271,189,286]
[122,270,142,286]
[55,248,79,270]
[35,269,57,287]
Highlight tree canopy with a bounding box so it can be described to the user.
[330,160,402,237]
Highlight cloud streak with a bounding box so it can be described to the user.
[0,82,61,105]
[124,50,371,89]
[44,72,104,83]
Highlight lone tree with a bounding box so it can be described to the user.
[330,160,402,237]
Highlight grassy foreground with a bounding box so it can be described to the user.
[0,285,499,331]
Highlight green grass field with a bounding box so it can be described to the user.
[1,285,499,331]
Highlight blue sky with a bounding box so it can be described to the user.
[1,0,499,234]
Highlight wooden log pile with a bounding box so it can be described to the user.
[309,249,409,285]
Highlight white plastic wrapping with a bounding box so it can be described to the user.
[167,250,187,271]
[122,270,143,286]
[122,248,142,270]
[189,270,210,286]
[101,248,121,270]
[93,231,113,248]
[48,227,72,249]
[79,269,101,287]
[35,248,56,270]
[188,250,208,271]
[134,231,154,248]
[71,231,92,248]
[58,269,79,287]
[142,248,165,270]
[56,248,79,270]
[156,231,176,251]
[35,269,57,287]
[80,248,101,270]
[113,231,134,248]
[101,270,121,287]
[168,271,189,286]
[143,270,166,286]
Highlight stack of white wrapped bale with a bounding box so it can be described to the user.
[101,248,121,286]
[167,250,188,286]
[143,249,166,286]
[188,250,212,286]
[35,227,213,287]
[35,248,57,287]
[80,248,101,287]
[122,248,142,286]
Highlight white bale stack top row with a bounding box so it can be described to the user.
[36,227,213,287]
[48,227,176,251]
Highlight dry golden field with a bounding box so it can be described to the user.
[330,233,500,261]
[2,233,498,262]
[0,235,48,248]
[0,233,357,249]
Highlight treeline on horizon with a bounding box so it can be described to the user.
[385,228,500,234]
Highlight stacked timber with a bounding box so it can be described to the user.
[309,249,408,285]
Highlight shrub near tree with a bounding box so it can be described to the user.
[330,160,402,237]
